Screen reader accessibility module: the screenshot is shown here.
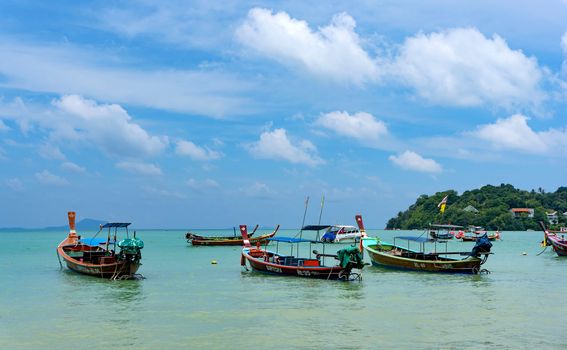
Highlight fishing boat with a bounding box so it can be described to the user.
[540,222,567,256]
[301,224,362,243]
[57,212,144,279]
[240,216,366,281]
[186,225,279,246]
[457,226,500,241]
[361,214,492,274]
[428,224,461,240]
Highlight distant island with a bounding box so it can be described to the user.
[0,218,107,232]
[386,184,567,231]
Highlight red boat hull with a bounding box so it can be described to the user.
[241,248,351,280]
[547,234,567,256]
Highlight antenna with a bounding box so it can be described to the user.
[318,195,325,225]
[298,196,309,239]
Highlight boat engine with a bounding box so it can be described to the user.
[117,236,144,264]
[470,234,492,257]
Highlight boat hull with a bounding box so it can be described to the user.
[462,234,499,242]
[547,234,567,256]
[189,227,278,246]
[363,239,484,274]
[190,233,274,246]
[241,248,350,280]
[57,237,140,279]
[61,255,140,278]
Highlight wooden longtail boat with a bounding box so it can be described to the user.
[459,231,500,242]
[361,221,492,274]
[541,222,567,256]
[186,225,279,246]
[428,224,461,240]
[57,212,144,279]
[240,216,366,281]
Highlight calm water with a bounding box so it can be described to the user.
[1,228,566,349]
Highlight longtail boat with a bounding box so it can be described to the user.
[240,215,367,281]
[540,222,567,256]
[361,220,492,274]
[186,225,279,246]
[57,212,144,279]
[428,224,461,240]
[457,228,501,242]
[240,215,364,281]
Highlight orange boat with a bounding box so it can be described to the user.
[57,212,144,279]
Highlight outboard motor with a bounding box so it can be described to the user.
[470,234,492,257]
[117,236,144,264]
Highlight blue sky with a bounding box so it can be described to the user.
[1,0,567,228]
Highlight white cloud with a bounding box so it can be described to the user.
[246,128,324,166]
[39,144,66,160]
[0,38,252,117]
[0,119,9,132]
[0,95,169,159]
[561,32,567,75]
[175,140,222,161]
[53,95,168,157]
[35,170,69,186]
[472,114,567,154]
[392,27,544,108]
[315,111,388,143]
[186,178,220,190]
[142,186,186,199]
[5,178,23,191]
[236,8,379,85]
[116,161,163,176]
[389,151,442,173]
[238,182,276,199]
[61,161,86,173]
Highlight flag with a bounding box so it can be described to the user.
[438,195,448,214]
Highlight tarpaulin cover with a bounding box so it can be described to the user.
[337,246,364,269]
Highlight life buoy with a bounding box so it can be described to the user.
[455,231,464,239]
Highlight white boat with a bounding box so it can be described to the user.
[301,224,363,243]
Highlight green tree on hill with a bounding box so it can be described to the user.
[386,184,566,230]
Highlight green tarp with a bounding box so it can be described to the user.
[337,246,364,269]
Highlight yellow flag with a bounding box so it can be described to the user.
[438,195,448,214]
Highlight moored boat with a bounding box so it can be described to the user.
[541,222,567,256]
[186,225,279,246]
[457,227,500,241]
[240,216,366,281]
[361,215,492,274]
[57,212,144,279]
[301,224,362,243]
[428,224,461,240]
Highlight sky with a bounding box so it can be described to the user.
[1,0,567,229]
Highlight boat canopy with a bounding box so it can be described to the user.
[430,224,463,229]
[101,222,131,228]
[395,236,436,243]
[301,225,331,231]
[267,237,319,244]
[80,237,113,246]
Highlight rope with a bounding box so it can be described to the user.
[56,249,62,268]
[536,245,548,256]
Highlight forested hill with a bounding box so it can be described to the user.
[386,184,567,230]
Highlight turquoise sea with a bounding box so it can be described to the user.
[1,228,566,349]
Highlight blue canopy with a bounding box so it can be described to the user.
[301,225,331,231]
[395,236,435,243]
[101,222,131,228]
[267,237,319,244]
[80,237,114,246]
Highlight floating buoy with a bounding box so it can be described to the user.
[211,260,218,264]
[522,252,527,255]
